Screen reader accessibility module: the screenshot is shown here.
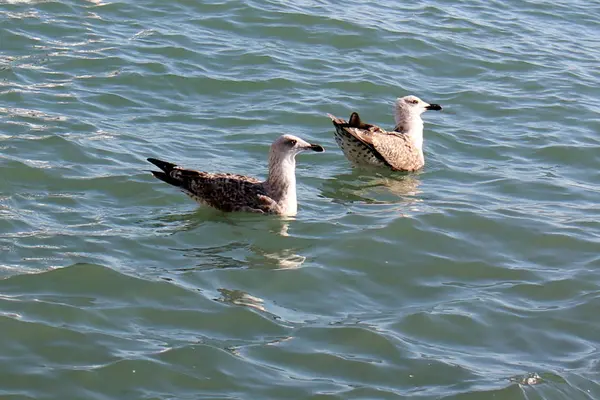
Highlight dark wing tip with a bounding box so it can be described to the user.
[348,112,362,127]
[348,112,376,129]
[147,157,162,165]
[147,157,177,172]
[149,170,182,187]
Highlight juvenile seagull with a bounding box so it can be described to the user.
[328,95,442,171]
[147,135,324,216]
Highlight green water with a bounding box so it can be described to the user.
[1,0,599,399]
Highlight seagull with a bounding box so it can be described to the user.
[328,95,442,171]
[147,135,324,216]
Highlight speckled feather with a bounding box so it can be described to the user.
[147,158,281,214]
[147,135,324,216]
[328,113,424,172]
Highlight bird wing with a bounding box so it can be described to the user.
[178,171,280,214]
[327,114,422,171]
[147,158,280,213]
[371,133,422,171]
[327,113,388,161]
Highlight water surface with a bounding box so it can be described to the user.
[1,0,599,399]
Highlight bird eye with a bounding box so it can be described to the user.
[289,139,297,146]
[411,99,419,104]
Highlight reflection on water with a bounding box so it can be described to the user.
[172,242,307,272]
[276,218,291,237]
[216,288,266,312]
[150,207,294,237]
[261,250,306,270]
[508,372,550,386]
[215,287,309,324]
[148,208,306,270]
[148,208,241,233]
[321,169,423,205]
[172,242,251,272]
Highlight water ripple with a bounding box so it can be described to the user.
[1,0,600,398]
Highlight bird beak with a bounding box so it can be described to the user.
[307,143,324,152]
[425,103,443,111]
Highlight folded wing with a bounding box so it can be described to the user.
[328,113,422,171]
[147,158,280,213]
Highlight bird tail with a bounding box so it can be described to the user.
[328,112,369,129]
[348,112,362,127]
[147,158,182,187]
[327,113,347,126]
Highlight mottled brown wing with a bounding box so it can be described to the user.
[371,133,423,171]
[327,113,386,147]
[173,170,280,213]
[328,113,423,171]
[343,126,374,146]
[328,113,391,167]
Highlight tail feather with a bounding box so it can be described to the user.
[147,158,182,187]
[348,112,362,127]
[328,112,371,129]
[327,113,347,126]
[150,170,182,187]
[147,157,177,172]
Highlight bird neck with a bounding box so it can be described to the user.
[394,112,424,151]
[266,153,297,215]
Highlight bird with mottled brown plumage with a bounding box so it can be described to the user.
[328,95,442,172]
[147,135,324,216]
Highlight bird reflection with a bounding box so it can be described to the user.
[215,288,266,312]
[321,169,422,205]
[172,242,307,272]
[146,205,307,272]
[261,249,306,270]
[145,207,228,234]
[149,208,294,237]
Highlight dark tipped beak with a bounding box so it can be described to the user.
[308,144,324,152]
[426,103,442,111]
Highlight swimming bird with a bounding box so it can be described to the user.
[147,135,324,216]
[328,95,442,171]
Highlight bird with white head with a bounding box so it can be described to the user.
[328,95,442,171]
[147,134,324,216]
